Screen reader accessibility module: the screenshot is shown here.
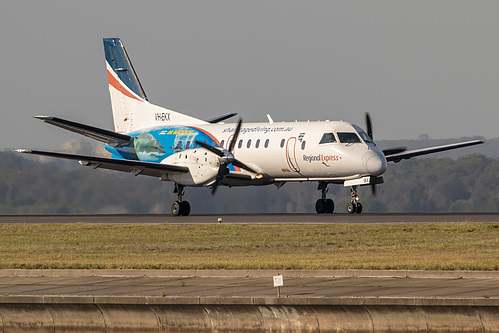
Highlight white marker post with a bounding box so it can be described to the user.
[273,274,283,297]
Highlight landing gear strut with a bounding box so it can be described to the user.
[315,181,334,214]
[171,184,190,216]
[347,186,362,214]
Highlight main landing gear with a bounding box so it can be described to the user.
[315,182,363,214]
[315,182,334,214]
[347,185,362,214]
[171,184,191,216]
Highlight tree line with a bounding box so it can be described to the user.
[0,150,497,214]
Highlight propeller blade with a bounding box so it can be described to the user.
[365,112,373,140]
[210,165,229,196]
[228,118,243,152]
[232,159,257,174]
[195,140,224,157]
[197,118,256,197]
[211,176,221,196]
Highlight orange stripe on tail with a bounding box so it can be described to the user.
[107,70,144,102]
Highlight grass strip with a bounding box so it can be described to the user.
[0,223,498,270]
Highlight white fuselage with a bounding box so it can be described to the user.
[160,120,387,186]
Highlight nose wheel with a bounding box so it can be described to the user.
[315,182,334,214]
[171,184,191,216]
[347,186,363,214]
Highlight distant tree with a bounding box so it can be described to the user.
[0,150,497,214]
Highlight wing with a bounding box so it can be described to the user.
[384,140,484,163]
[15,149,188,177]
[35,116,132,147]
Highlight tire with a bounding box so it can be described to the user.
[315,199,326,214]
[171,201,182,216]
[347,203,356,214]
[181,201,191,216]
[325,199,334,214]
[355,202,363,214]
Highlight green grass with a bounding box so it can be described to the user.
[0,223,498,270]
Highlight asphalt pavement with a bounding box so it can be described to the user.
[1,269,498,299]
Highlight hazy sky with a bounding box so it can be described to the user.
[1,1,497,150]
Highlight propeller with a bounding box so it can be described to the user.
[364,112,407,196]
[195,118,256,195]
[365,112,377,196]
[365,112,373,140]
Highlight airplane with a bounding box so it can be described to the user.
[16,37,484,216]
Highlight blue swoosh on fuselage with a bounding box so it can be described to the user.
[105,126,221,163]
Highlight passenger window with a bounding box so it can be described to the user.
[338,132,361,143]
[247,139,252,148]
[220,140,225,148]
[280,139,285,148]
[255,139,260,148]
[238,140,243,149]
[301,141,306,150]
[319,133,336,144]
[264,139,269,148]
[186,141,191,149]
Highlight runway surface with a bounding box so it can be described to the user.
[0,213,497,224]
[1,270,499,299]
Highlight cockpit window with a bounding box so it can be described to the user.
[337,132,361,143]
[358,131,374,144]
[319,133,337,144]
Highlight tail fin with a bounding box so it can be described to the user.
[103,38,206,133]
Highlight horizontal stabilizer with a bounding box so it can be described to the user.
[385,140,484,163]
[205,112,238,124]
[35,116,132,147]
[15,149,189,177]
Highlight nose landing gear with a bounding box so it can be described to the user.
[171,183,191,216]
[315,181,334,214]
[347,185,362,214]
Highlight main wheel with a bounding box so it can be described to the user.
[181,201,191,216]
[355,202,363,214]
[171,201,182,216]
[315,199,326,214]
[347,203,356,214]
[325,199,334,213]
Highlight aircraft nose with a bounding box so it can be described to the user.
[362,150,387,176]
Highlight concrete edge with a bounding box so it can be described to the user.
[0,269,498,279]
[0,296,498,306]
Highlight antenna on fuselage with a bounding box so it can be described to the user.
[267,114,274,124]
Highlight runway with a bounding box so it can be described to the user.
[1,269,499,299]
[0,212,497,224]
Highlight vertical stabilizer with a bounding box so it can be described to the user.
[103,38,206,133]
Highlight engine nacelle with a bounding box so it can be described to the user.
[161,149,219,186]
